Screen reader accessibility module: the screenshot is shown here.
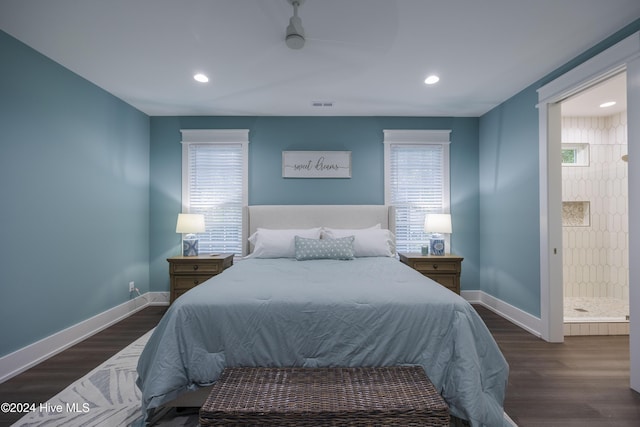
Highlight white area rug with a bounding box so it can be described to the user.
[12,330,159,427]
[13,329,517,426]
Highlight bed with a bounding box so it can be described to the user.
[136,205,509,427]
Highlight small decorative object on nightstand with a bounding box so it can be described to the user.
[424,213,452,256]
[167,254,233,304]
[398,252,463,295]
[176,213,205,256]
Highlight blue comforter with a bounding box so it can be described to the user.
[136,257,509,426]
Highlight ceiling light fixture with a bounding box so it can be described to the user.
[194,73,209,83]
[286,0,305,50]
[424,75,440,85]
[599,101,616,108]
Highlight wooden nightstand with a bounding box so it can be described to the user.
[167,254,234,304]
[398,253,463,295]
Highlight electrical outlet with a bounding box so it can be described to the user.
[129,281,135,292]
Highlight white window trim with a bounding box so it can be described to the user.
[383,129,452,252]
[180,129,249,255]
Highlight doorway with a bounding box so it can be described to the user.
[537,31,640,391]
[559,72,629,336]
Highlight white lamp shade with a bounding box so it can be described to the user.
[424,213,452,234]
[176,213,205,234]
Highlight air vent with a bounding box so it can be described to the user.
[311,101,333,107]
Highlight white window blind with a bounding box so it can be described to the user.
[384,130,451,253]
[181,130,249,255]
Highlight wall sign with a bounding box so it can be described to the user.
[282,151,352,178]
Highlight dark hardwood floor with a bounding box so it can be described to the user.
[0,306,167,426]
[1,304,639,426]
[478,306,640,427]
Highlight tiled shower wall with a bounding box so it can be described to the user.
[561,112,628,300]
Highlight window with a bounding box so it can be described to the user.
[561,148,577,164]
[384,130,451,253]
[181,129,249,255]
[561,143,589,166]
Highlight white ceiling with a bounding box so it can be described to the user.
[1,0,639,117]
[561,72,627,117]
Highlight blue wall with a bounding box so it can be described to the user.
[149,116,480,294]
[0,31,150,357]
[479,88,541,315]
[478,19,640,317]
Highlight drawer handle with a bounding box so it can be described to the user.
[432,264,438,270]
[193,279,200,285]
[193,265,199,271]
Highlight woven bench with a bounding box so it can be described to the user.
[199,366,449,426]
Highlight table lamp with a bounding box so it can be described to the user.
[176,213,205,256]
[424,214,452,256]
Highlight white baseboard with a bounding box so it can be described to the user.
[145,291,170,306]
[0,292,169,383]
[462,290,542,338]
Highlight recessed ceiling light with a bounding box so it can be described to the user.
[599,101,616,108]
[424,75,440,85]
[194,73,209,83]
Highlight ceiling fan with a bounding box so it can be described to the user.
[285,0,306,49]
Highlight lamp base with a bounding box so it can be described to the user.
[182,239,199,256]
[429,235,445,256]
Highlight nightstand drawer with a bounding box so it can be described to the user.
[171,262,222,275]
[173,288,191,301]
[427,274,457,288]
[413,261,459,274]
[398,253,463,295]
[167,254,234,304]
[173,275,209,290]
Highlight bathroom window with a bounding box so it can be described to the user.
[562,148,577,164]
[561,143,589,166]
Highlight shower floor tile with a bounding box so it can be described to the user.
[564,296,629,322]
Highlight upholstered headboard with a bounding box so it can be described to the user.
[243,205,395,256]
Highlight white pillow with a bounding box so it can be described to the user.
[320,224,380,238]
[322,226,395,257]
[247,227,322,258]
